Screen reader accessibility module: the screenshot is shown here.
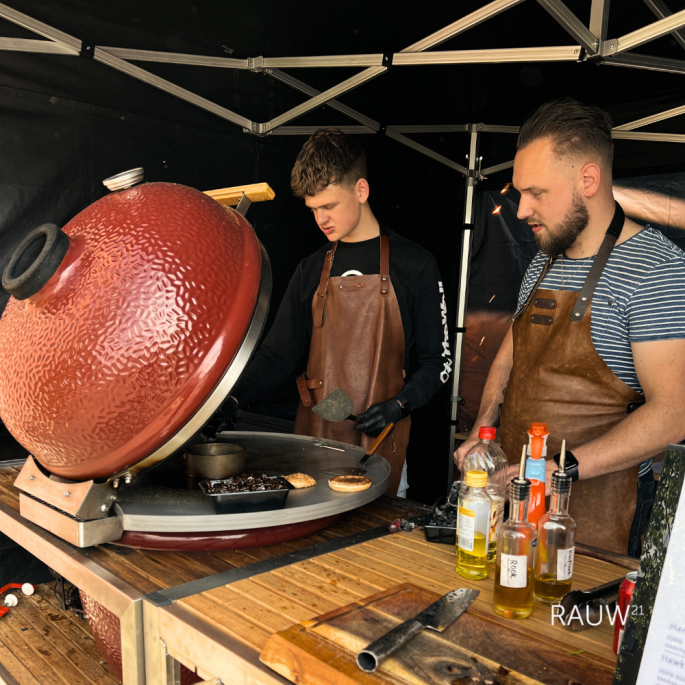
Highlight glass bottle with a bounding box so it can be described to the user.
[533,469,576,606]
[456,470,491,580]
[493,477,536,618]
[462,427,508,564]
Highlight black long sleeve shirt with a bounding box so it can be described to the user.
[231,226,451,411]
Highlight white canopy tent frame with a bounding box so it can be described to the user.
[1,0,685,489]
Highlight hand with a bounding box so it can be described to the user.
[354,398,403,437]
[453,435,480,471]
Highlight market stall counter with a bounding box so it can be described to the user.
[142,513,638,685]
[0,460,427,685]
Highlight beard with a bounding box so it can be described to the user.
[532,192,590,257]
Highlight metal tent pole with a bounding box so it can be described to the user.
[447,123,482,490]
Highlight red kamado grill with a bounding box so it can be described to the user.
[0,169,390,552]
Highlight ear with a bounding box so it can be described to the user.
[355,178,370,204]
[580,162,602,198]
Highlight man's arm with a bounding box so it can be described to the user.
[395,257,450,410]
[454,325,513,469]
[229,265,310,407]
[506,337,685,484]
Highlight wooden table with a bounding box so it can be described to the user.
[0,461,425,685]
[142,525,637,685]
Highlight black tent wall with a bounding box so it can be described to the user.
[2,0,685,502]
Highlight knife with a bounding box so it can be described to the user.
[356,588,479,672]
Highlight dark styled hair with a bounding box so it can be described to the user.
[517,98,614,169]
[290,127,367,198]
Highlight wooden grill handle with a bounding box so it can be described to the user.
[364,422,395,458]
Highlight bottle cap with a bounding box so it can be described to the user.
[528,422,549,437]
[478,427,496,440]
[464,470,488,488]
[551,470,572,494]
[510,477,531,501]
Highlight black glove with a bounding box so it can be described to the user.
[202,397,239,440]
[354,398,404,437]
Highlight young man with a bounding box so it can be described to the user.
[225,127,451,496]
[455,99,685,553]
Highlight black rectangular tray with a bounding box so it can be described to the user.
[424,495,456,545]
[199,476,293,514]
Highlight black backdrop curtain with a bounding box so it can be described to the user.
[3,0,685,503]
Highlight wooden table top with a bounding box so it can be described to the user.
[0,462,634,685]
[0,463,427,597]
[170,527,627,682]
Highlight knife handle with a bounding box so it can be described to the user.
[357,619,423,672]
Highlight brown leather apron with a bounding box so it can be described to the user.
[293,235,410,495]
[501,204,644,554]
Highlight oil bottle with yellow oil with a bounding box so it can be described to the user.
[493,446,537,618]
[533,440,576,606]
[456,470,491,580]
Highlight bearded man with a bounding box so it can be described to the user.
[455,99,685,554]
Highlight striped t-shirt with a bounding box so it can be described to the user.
[516,227,685,477]
[517,227,685,394]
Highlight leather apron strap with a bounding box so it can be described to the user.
[380,236,390,297]
[313,243,338,328]
[570,202,625,322]
[517,256,554,318]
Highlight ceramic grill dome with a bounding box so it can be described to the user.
[0,178,267,481]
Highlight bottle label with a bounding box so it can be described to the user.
[489,499,504,543]
[457,506,476,552]
[557,547,575,581]
[500,554,528,588]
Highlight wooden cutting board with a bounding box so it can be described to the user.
[260,584,615,685]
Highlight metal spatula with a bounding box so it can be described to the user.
[312,387,359,423]
[313,387,394,476]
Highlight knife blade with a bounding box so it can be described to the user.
[357,588,479,672]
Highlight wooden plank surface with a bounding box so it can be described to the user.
[260,583,615,685]
[0,466,427,599]
[0,584,118,685]
[176,526,623,681]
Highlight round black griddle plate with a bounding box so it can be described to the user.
[113,431,390,532]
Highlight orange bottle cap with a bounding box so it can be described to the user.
[528,422,549,438]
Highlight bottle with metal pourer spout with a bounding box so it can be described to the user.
[493,446,537,619]
[533,440,576,606]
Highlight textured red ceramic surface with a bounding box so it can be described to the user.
[81,591,202,684]
[0,183,261,480]
[80,590,123,682]
[116,515,342,550]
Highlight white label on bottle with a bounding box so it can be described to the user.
[458,506,475,552]
[557,547,575,581]
[500,554,528,588]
